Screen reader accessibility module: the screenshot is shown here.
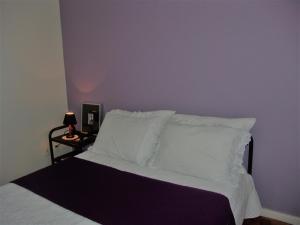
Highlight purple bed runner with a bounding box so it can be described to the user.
[13,157,235,225]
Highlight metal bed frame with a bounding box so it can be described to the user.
[247,137,254,175]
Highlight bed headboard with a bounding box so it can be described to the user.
[247,137,254,175]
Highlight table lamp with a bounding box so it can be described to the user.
[63,112,77,138]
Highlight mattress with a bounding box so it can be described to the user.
[0,150,261,225]
[78,151,261,225]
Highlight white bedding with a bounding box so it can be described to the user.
[0,150,261,225]
[0,183,98,225]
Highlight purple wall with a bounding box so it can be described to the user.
[60,0,300,216]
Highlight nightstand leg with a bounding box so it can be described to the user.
[49,139,55,165]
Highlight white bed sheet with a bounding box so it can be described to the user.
[0,150,261,225]
[0,183,98,225]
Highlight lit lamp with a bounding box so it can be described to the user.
[63,112,77,139]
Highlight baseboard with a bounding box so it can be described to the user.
[262,208,300,225]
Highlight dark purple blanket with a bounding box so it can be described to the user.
[13,157,235,225]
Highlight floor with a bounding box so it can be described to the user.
[243,217,291,225]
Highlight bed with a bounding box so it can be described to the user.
[0,110,261,225]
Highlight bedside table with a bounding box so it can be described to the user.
[48,125,97,165]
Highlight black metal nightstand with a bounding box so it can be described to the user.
[48,125,96,165]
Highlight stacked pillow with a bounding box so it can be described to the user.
[150,114,255,183]
[91,109,175,166]
[91,109,255,183]
[171,114,255,131]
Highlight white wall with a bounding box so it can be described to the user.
[0,0,67,185]
[0,2,4,184]
[297,2,300,201]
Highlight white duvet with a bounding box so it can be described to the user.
[0,151,261,225]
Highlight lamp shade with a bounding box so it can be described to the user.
[63,112,77,126]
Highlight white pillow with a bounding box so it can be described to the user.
[91,109,175,166]
[172,114,256,131]
[151,123,251,183]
